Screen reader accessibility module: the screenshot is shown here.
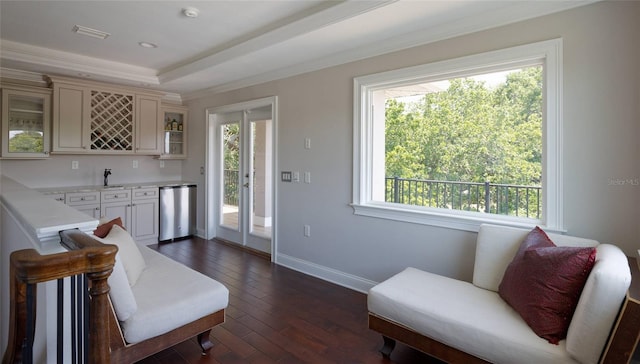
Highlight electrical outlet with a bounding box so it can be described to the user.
[71,161,79,170]
[305,137,311,149]
[293,171,300,182]
[159,160,165,168]
[304,225,311,237]
[133,160,138,169]
[304,171,311,184]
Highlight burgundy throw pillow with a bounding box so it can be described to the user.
[93,217,124,238]
[498,227,597,344]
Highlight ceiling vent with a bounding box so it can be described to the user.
[72,25,110,40]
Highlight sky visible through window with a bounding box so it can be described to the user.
[387,69,520,104]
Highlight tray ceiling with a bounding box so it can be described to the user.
[0,1,596,100]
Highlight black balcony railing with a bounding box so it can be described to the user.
[385,177,541,219]
[223,169,239,205]
[224,170,540,219]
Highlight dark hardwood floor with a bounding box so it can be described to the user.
[138,237,442,364]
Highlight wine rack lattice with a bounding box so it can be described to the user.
[90,90,134,151]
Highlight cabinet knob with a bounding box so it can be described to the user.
[80,197,85,201]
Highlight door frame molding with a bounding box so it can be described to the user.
[205,96,278,262]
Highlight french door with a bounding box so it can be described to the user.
[208,100,275,255]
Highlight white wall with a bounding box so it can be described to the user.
[185,1,640,287]
[0,154,182,188]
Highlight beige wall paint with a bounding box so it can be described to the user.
[185,1,639,286]
[1,155,182,188]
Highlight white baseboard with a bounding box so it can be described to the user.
[275,253,378,294]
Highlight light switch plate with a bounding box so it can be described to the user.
[281,171,292,182]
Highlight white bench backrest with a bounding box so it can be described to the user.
[472,224,599,292]
[472,224,631,364]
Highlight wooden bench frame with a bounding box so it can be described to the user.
[58,229,226,364]
[107,299,225,363]
[369,257,640,364]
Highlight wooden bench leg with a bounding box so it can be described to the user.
[198,330,214,355]
[380,335,396,358]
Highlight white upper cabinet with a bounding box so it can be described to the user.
[159,104,188,159]
[135,94,162,155]
[1,84,52,158]
[49,76,163,155]
[52,82,90,152]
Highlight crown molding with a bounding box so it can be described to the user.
[0,67,182,104]
[1,40,159,85]
[0,67,48,86]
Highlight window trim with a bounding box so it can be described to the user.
[352,39,563,233]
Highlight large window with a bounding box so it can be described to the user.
[352,39,563,232]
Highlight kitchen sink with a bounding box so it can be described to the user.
[102,185,125,189]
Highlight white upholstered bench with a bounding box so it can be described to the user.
[368,224,633,364]
[87,219,229,363]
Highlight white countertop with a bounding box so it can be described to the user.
[37,181,196,194]
[1,176,99,252]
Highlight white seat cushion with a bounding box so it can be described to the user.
[94,225,146,285]
[368,267,580,364]
[120,245,229,344]
[107,252,137,321]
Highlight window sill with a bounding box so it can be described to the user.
[351,202,562,233]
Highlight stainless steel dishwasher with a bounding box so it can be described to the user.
[159,184,196,241]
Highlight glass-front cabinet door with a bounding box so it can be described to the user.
[160,105,187,159]
[1,86,51,158]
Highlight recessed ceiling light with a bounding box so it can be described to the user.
[182,7,199,18]
[138,42,158,49]
[72,25,110,40]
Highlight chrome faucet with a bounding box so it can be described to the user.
[104,169,112,186]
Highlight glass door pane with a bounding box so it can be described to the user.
[163,111,184,155]
[250,119,272,238]
[8,94,45,154]
[213,104,272,254]
[221,122,240,230]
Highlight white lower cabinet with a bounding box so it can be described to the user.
[100,188,132,230]
[100,187,158,242]
[65,191,101,219]
[47,186,160,243]
[49,193,66,203]
[131,188,159,242]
